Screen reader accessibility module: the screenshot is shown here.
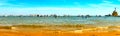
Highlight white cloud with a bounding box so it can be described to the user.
[118,0,120,1]
[0,0,22,6]
[89,3,120,8]
[0,0,8,6]
[89,0,120,8]
[74,2,80,5]
[103,0,112,3]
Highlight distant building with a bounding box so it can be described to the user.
[112,8,118,16]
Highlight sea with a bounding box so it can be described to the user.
[0,16,120,26]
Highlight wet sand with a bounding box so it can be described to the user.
[0,25,120,36]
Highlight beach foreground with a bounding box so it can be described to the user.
[0,25,120,36]
[0,30,120,36]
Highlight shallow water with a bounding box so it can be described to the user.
[0,16,120,26]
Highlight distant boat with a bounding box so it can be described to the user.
[37,15,40,17]
[40,15,43,17]
[53,14,57,18]
[105,14,112,17]
[96,15,102,17]
[85,15,91,17]
[77,15,81,17]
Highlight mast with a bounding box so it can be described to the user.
[115,7,116,11]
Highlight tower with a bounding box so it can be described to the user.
[112,8,118,16]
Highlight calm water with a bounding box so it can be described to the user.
[0,16,120,26]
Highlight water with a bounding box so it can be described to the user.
[0,16,120,26]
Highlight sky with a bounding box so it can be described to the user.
[0,0,120,16]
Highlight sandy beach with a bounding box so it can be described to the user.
[0,29,120,36]
[0,25,120,36]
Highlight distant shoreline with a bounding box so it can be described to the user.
[0,15,120,17]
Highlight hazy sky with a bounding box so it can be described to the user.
[0,0,120,16]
